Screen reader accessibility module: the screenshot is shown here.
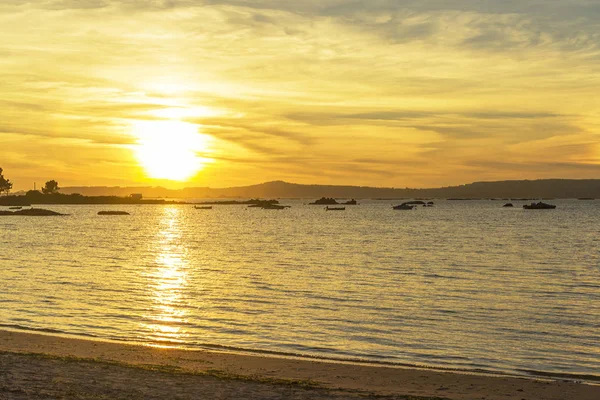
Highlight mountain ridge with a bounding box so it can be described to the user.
[54,179,600,199]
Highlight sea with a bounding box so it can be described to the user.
[1,199,599,382]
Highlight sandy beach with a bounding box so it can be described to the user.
[0,329,597,399]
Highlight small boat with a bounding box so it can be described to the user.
[262,204,287,210]
[393,204,415,210]
[194,206,213,210]
[8,206,22,210]
[98,211,130,215]
[325,206,345,211]
[523,202,556,210]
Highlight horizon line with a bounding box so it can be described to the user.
[10,177,600,193]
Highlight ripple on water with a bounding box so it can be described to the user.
[1,200,599,382]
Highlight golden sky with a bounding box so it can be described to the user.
[1,1,599,190]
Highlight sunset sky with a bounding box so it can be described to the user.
[1,0,599,190]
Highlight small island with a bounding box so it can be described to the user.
[523,201,557,209]
[309,197,358,205]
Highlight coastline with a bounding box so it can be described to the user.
[3,323,598,384]
[1,329,597,399]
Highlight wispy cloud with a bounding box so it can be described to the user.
[1,1,599,189]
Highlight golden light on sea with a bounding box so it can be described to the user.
[132,119,212,181]
[143,206,189,346]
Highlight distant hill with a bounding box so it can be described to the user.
[59,179,600,199]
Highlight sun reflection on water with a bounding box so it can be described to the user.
[142,206,189,347]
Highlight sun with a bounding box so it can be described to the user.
[132,120,211,181]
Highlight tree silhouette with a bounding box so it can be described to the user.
[0,168,13,196]
[42,180,60,195]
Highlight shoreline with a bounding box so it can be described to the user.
[1,329,598,399]
[2,325,598,384]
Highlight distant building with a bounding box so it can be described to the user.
[130,193,143,200]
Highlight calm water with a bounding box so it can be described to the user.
[1,200,599,381]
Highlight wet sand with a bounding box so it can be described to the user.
[0,329,598,400]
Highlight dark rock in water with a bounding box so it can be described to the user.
[262,204,287,210]
[523,202,556,210]
[393,204,415,210]
[98,211,130,215]
[0,208,67,216]
[312,197,358,205]
[402,200,426,205]
[309,197,339,205]
[503,203,514,207]
[396,200,425,209]
[18,208,67,216]
[247,200,286,208]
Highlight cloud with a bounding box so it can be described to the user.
[199,119,313,146]
[1,0,599,189]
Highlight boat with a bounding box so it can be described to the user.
[393,204,415,210]
[523,202,556,210]
[194,206,213,210]
[503,203,514,207]
[8,206,22,210]
[262,204,287,210]
[98,211,130,215]
[325,206,345,211]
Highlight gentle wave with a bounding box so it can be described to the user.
[1,200,599,383]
